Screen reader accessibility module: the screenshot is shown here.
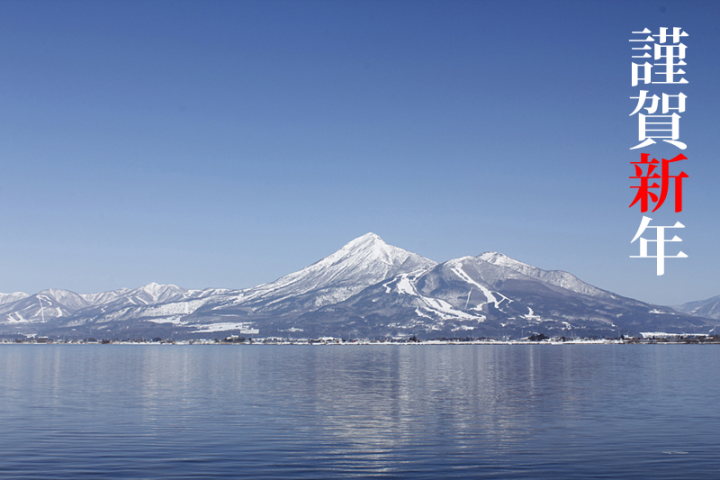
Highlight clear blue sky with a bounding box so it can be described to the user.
[0,0,718,305]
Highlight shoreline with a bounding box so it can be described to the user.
[2,338,718,346]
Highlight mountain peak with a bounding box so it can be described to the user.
[237,233,437,308]
[310,233,435,280]
[478,251,609,299]
[140,282,183,292]
[345,232,384,248]
[477,252,531,269]
[331,233,437,273]
[358,232,382,240]
[0,292,29,305]
[338,233,391,258]
[134,282,187,304]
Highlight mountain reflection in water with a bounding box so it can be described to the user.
[0,345,718,479]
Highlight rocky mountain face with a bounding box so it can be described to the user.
[0,234,715,340]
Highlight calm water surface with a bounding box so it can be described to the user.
[1,345,718,479]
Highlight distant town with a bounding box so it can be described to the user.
[3,333,720,346]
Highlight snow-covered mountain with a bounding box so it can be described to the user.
[0,233,715,339]
[273,252,705,339]
[0,292,29,305]
[674,295,720,320]
[197,233,436,315]
[477,252,611,298]
[0,283,236,335]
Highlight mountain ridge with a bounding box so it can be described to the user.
[0,233,715,339]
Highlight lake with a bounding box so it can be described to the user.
[1,345,718,479]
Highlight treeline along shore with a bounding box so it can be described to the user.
[4,333,720,346]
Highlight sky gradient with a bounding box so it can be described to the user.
[1,0,718,305]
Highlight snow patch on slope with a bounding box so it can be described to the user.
[447,258,500,309]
